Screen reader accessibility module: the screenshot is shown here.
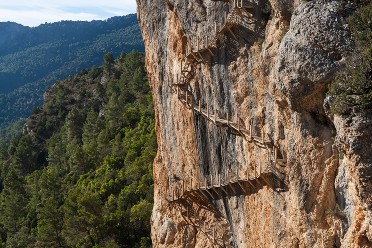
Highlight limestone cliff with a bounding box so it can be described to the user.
[136,0,372,247]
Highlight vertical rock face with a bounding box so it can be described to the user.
[136,0,371,247]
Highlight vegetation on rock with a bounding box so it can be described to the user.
[328,2,372,114]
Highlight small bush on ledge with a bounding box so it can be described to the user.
[328,2,372,115]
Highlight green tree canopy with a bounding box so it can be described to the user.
[0,51,156,247]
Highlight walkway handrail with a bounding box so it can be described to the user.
[174,88,287,166]
[167,2,286,247]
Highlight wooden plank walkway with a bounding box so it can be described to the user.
[174,88,287,165]
[169,178,233,247]
[167,163,286,247]
[170,184,233,248]
[170,2,287,166]
[172,1,256,94]
[167,1,287,247]
[168,164,285,204]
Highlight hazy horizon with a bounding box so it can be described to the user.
[0,0,137,27]
[0,14,137,28]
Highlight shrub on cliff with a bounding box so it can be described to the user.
[328,2,372,115]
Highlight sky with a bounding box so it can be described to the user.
[0,0,137,27]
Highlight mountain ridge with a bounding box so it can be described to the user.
[0,15,140,57]
[0,14,144,128]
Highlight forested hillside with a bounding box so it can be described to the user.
[0,14,144,128]
[0,51,155,247]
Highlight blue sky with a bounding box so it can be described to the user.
[0,0,137,27]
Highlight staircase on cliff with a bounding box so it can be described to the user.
[166,0,288,247]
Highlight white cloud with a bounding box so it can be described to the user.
[0,0,137,27]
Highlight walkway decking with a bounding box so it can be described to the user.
[175,86,287,165]
[168,164,285,204]
[167,1,287,247]
[170,1,288,165]
[175,0,256,86]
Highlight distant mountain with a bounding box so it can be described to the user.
[0,14,144,128]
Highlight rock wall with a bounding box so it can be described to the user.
[136,0,372,247]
